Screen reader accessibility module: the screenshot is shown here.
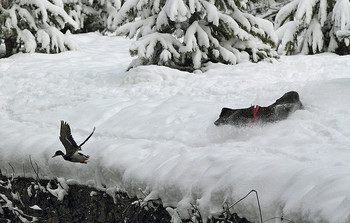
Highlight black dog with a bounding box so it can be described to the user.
[214,91,303,126]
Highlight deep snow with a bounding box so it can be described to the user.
[1,33,350,223]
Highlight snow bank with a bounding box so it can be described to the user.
[1,33,350,222]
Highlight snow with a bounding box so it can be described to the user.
[164,0,189,22]
[274,0,299,29]
[296,0,317,25]
[129,33,182,65]
[182,22,210,53]
[18,29,37,53]
[276,20,299,54]
[114,0,139,26]
[201,0,219,26]
[46,178,69,201]
[38,0,79,30]
[333,0,350,30]
[301,19,324,54]
[319,0,327,26]
[1,33,350,223]
[219,13,249,40]
[29,205,42,210]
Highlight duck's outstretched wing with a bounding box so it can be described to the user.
[78,127,96,148]
[59,121,79,156]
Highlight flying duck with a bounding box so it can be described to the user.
[52,121,95,164]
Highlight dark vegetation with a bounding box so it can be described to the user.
[0,173,170,223]
[0,172,252,223]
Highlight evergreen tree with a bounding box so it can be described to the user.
[64,0,121,33]
[115,0,278,72]
[0,0,79,58]
[275,0,350,55]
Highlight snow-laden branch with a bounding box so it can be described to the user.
[116,16,156,38]
[275,0,299,29]
[332,0,350,30]
[295,0,318,25]
[31,0,79,29]
[301,18,324,54]
[164,0,189,22]
[130,33,182,63]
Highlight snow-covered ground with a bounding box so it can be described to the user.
[1,33,350,223]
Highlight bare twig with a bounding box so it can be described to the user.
[190,203,202,222]
[35,162,40,177]
[138,188,148,198]
[22,164,25,178]
[8,163,15,177]
[229,190,263,223]
[29,155,40,180]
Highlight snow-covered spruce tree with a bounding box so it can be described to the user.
[247,0,292,22]
[115,0,278,72]
[275,0,350,55]
[0,0,79,58]
[63,0,121,33]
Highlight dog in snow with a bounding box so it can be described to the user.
[214,91,303,126]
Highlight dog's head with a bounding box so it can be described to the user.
[214,108,234,126]
[269,91,304,121]
[273,91,303,110]
[214,107,254,126]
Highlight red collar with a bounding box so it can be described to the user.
[253,105,260,122]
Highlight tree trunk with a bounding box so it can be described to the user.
[5,37,15,57]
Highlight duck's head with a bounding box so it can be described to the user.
[52,150,65,158]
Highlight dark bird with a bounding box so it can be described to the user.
[52,121,95,164]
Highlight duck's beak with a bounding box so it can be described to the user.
[52,154,57,158]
